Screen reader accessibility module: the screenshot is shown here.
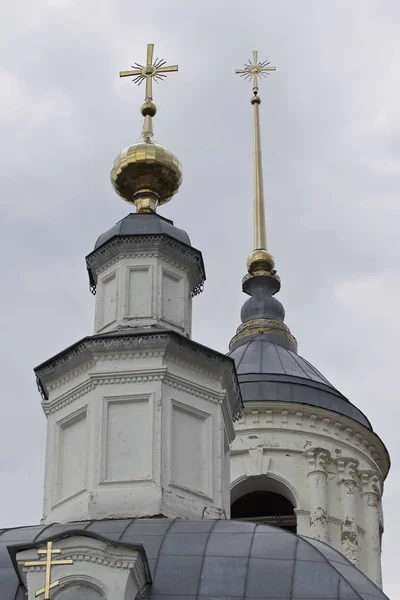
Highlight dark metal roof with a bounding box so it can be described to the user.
[0,519,389,599]
[86,213,205,296]
[94,213,191,250]
[229,335,373,429]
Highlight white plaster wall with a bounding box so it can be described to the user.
[17,535,148,600]
[230,401,388,588]
[41,343,234,524]
[93,252,192,337]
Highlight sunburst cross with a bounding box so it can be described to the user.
[235,50,276,93]
[120,43,178,103]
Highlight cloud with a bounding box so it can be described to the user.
[0,0,399,595]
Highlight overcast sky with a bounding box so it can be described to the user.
[1,0,399,596]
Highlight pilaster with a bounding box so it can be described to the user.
[336,457,359,566]
[303,447,331,543]
[360,469,383,588]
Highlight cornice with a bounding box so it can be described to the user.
[35,331,242,420]
[95,250,190,278]
[43,368,167,415]
[234,402,389,477]
[32,546,138,570]
[86,235,205,297]
[46,361,96,393]
[164,372,222,404]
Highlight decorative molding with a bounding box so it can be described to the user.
[85,235,205,296]
[44,380,96,415]
[46,361,96,392]
[166,352,220,381]
[17,535,151,600]
[335,457,359,484]
[304,447,331,474]
[235,402,388,476]
[43,369,167,415]
[164,372,222,404]
[96,251,190,278]
[359,470,383,499]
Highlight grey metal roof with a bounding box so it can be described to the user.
[94,213,191,250]
[229,335,373,429]
[0,519,389,599]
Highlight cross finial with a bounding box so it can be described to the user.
[235,50,276,95]
[120,43,178,104]
[235,51,277,280]
[24,541,73,599]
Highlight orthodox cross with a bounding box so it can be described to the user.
[120,43,178,102]
[235,50,276,94]
[24,541,73,599]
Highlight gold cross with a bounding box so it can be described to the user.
[24,541,73,599]
[120,43,178,102]
[235,50,276,93]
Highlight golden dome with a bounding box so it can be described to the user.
[111,138,182,214]
[113,45,182,213]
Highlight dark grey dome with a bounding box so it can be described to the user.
[1,519,389,600]
[229,335,372,429]
[94,213,191,250]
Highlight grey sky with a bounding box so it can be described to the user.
[1,0,399,595]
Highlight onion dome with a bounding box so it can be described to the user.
[110,44,182,213]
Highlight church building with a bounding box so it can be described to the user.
[0,44,390,600]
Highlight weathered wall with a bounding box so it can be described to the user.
[40,339,236,524]
[231,401,388,588]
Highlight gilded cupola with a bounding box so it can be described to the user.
[110,43,182,214]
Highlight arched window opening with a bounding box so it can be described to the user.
[231,490,296,533]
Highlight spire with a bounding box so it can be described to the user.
[230,51,297,353]
[111,43,182,214]
[236,51,278,285]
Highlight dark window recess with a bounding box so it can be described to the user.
[231,491,297,533]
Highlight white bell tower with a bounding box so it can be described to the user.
[228,50,390,589]
[35,43,242,526]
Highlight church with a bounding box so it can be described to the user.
[0,44,390,599]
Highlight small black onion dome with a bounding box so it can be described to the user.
[229,270,372,429]
[230,274,297,353]
[94,212,191,251]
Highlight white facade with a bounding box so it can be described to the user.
[86,235,204,338]
[230,400,389,587]
[16,535,150,600]
[36,217,389,592]
[38,334,238,524]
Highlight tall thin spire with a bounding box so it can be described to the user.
[235,52,277,283]
[230,52,297,353]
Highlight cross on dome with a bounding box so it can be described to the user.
[120,43,178,103]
